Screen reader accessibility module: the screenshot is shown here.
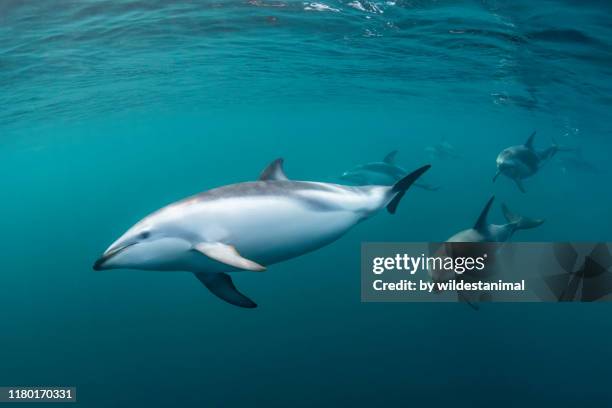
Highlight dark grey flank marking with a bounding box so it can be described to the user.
[174,181,373,212]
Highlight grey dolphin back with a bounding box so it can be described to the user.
[383,150,399,165]
[194,272,257,308]
[259,158,289,181]
[501,203,544,231]
[524,131,536,149]
[474,196,495,232]
[386,164,431,214]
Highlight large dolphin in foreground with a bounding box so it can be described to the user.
[494,131,561,192]
[340,151,439,191]
[94,159,430,308]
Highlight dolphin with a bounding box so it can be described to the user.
[447,196,544,243]
[493,131,562,192]
[429,196,544,288]
[340,151,439,191]
[425,138,460,160]
[557,149,600,174]
[93,159,431,308]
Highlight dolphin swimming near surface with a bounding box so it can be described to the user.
[425,138,460,160]
[493,131,563,192]
[94,159,431,308]
[340,151,439,191]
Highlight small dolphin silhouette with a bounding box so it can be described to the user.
[340,151,439,191]
[425,138,460,160]
[494,131,565,192]
[557,149,600,174]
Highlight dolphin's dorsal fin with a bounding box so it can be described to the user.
[524,131,536,149]
[193,242,266,272]
[259,158,288,181]
[383,150,398,165]
[194,272,257,308]
[474,196,495,232]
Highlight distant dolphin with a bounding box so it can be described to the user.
[447,196,544,243]
[425,138,460,160]
[340,151,439,191]
[557,149,600,174]
[431,197,544,282]
[493,131,562,192]
[94,159,430,308]
[430,196,544,287]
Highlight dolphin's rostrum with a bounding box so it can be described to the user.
[94,159,430,308]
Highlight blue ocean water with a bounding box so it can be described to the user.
[1,0,612,406]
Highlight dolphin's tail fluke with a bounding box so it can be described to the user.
[541,139,575,161]
[387,165,431,214]
[501,204,544,231]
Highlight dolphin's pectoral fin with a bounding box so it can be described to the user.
[493,170,501,182]
[514,178,526,193]
[259,158,289,181]
[193,242,266,271]
[194,272,257,308]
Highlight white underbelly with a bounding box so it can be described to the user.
[236,208,359,263]
[447,229,486,242]
[184,197,365,271]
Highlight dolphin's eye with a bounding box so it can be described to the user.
[140,231,151,239]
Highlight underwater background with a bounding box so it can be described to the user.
[1,0,612,406]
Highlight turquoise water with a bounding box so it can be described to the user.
[1,0,612,406]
